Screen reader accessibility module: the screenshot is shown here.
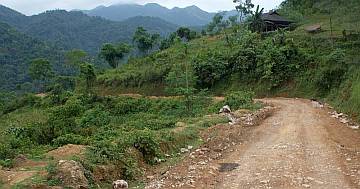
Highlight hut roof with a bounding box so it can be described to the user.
[261,11,293,23]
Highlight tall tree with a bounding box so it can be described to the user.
[233,0,255,22]
[78,63,96,93]
[133,27,159,55]
[100,43,131,68]
[207,13,225,34]
[29,58,54,81]
[65,49,88,67]
[65,49,97,93]
[28,58,54,91]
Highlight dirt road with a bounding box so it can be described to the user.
[147,98,360,189]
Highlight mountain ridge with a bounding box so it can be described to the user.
[80,3,238,26]
[0,5,178,54]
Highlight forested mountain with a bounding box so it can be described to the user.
[0,22,64,91]
[0,5,178,54]
[82,3,238,26]
[0,5,179,91]
[0,5,27,27]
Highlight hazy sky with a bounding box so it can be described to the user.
[1,0,284,16]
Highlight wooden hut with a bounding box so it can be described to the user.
[261,11,293,32]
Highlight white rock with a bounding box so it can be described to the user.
[219,105,232,113]
[180,148,189,153]
[113,180,128,189]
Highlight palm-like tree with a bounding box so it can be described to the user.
[248,5,265,33]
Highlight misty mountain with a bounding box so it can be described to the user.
[0,5,178,54]
[81,3,238,26]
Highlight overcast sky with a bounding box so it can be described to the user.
[1,0,284,16]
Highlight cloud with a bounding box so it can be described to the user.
[1,0,282,16]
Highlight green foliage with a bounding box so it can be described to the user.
[133,27,160,55]
[29,58,54,81]
[314,49,348,96]
[0,22,63,91]
[78,63,97,94]
[78,105,110,128]
[224,90,255,110]
[100,43,132,68]
[65,49,88,67]
[131,129,160,164]
[112,97,152,116]
[2,94,41,115]
[207,13,226,34]
[193,50,229,88]
[176,27,198,41]
[166,61,197,95]
[233,0,254,22]
[248,5,265,33]
[53,134,87,147]
[28,58,55,92]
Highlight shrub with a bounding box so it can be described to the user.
[53,134,87,147]
[112,97,152,116]
[2,94,41,114]
[125,116,176,130]
[78,105,110,128]
[314,49,348,96]
[0,141,15,160]
[193,50,230,88]
[131,129,160,164]
[224,91,255,110]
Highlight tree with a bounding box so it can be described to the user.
[78,63,96,93]
[133,27,159,55]
[100,43,131,68]
[229,15,238,26]
[233,0,254,22]
[207,13,225,34]
[65,50,97,93]
[29,58,54,81]
[65,49,88,67]
[249,5,265,33]
[28,58,54,91]
[165,43,197,113]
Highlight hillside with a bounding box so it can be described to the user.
[0,6,178,54]
[0,22,65,91]
[97,0,360,121]
[82,3,238,26]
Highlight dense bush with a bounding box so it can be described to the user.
[314,49,348,96]
[224,91,255,110]
[78,105,110,128]
[112,97,152,115]
[2,94,41,114]
[193,50,230,88]
[131,129,160,164]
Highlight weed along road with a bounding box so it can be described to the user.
[147,98,360,189]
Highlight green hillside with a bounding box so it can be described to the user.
[0,22,65,91]
[98,0,360,120]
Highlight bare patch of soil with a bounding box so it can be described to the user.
[46,144,87,160]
